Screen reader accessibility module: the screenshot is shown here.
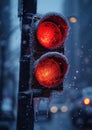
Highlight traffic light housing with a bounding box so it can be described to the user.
[30,13,69,93]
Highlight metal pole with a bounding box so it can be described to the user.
[17,0,37,130]
[0,44,5,112]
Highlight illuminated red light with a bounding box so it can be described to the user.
[37,14,69,49]
[35,52,68,88]
[37,21,62,49]
[83,98,90,105]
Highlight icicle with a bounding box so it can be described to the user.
[46,97,51,118]
[34,97,41,121]
[34,97,51,121]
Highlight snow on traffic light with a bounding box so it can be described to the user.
[36,13,68,49]
[30,12,69,93]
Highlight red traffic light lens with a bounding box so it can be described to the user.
[35,52,68,88]
[37,13,69,49]
[37,21,62,49]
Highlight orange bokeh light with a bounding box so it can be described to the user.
[70,17,77,23]
[83,98,90,105]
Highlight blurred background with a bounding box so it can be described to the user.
[0,0,92,130]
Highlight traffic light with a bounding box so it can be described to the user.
[30,13,69,93]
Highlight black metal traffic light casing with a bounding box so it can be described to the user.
[30,13,69,93]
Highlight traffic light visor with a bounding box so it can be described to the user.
[36,13,69,49]
[34,52,68,88]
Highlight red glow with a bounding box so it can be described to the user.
[37,14,69,49]
[37,21,62,49]
[35,53,68,88]
[83,98,90,105]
